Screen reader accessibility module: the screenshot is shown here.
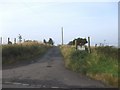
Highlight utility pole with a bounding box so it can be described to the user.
[61,27,64,45]
[24,39,25,42]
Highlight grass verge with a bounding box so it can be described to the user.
[60,45,118,87]
[2,42,51,65]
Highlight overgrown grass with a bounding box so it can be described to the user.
[60,45,118,87]
[2,42,51,65]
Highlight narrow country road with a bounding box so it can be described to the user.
[2,46,109,88]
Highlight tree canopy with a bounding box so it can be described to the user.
[43,38,54,45]
[48,38,54,45]
[43,39,47,44]
[68,37,88,46]
[18,34,22,43]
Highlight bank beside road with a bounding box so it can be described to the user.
[2,42,51,67]
[60,45,118,87]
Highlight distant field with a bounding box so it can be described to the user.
[60,45,119,87]
[2,42,51,65]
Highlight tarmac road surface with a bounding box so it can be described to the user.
[2,46,110,88]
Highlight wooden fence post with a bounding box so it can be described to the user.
[8,37,10,44]
[75,39,77,50]
[0,37,2,45]
[88,37,91,53]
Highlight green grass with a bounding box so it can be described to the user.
[60,45,118,87]
[2,42,51,65]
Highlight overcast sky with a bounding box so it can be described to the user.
[0,0,119,46]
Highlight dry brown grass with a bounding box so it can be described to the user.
[2,42,51,65]
[87,73,118,87]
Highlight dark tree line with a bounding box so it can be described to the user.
[68,37,88,46]
[5,34,55,45]
[43,38,54,45]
